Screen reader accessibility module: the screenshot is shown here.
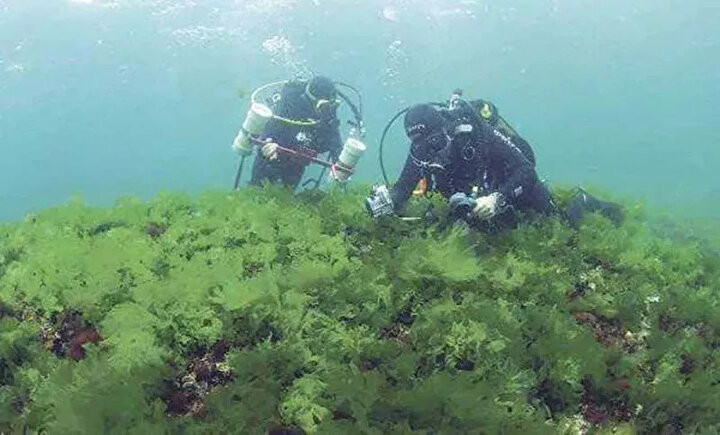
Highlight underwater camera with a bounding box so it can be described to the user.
[448,192,477,219]
[365,184,394,218]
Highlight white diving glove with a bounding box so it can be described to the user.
[261,141,279,161]
[472,192,506,220]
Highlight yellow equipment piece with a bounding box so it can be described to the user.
[480,103,493,119]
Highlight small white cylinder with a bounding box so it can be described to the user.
[241,103,273,136]
[333,138,366,182]
[338,138,366,168]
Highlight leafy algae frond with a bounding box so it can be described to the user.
[0,185,719,433]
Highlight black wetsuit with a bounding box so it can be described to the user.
[391,102,553,226]
[249,81,343,189]
[461,99,623,227]
[391,100,622,229]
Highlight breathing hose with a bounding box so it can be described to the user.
[378,102,446,186]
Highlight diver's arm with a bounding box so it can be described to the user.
[257,118,294,162]
[433,170,454,198]
[390,153,423,213]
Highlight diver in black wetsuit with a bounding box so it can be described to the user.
[249,76,344,189]
[367,98,622,230]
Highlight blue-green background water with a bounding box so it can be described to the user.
[1,0,718,225]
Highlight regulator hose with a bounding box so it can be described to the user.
[378,106,410,186]
[378,102,446,186]
[334,82,364,135]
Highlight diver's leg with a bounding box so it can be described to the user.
[250,157,289,187]
[281,165,305,191]
[564,188,624,229]
[524,181,556,215]
[248,156,269,187]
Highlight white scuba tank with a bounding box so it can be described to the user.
[332,138,366,182]
[232,103,273,155]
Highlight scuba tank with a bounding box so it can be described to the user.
[232,103,273,155]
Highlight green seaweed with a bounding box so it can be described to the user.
[0,184,718,434]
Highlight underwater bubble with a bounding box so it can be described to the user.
[151,1,188,17]
[68,0,120,8]
[170,26,241,47]
[381,6,399,23]
[262,35,295,56]
[5,63,25,73]
[261,34,310,77]
[382,39,409,90]
[244,0,300,15]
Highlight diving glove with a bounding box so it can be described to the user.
[261,141,279,161]
[472,192,506,220]
[449,192,507,221]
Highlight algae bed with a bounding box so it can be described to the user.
[1,185,719,434]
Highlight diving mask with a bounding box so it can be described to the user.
[314,97,341,119]
[413,129,450,156]
[305,81,341,119]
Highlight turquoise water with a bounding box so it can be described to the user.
[1,0,719,223]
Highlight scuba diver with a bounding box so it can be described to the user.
[366,93,623,231]
[232,75,366,190]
